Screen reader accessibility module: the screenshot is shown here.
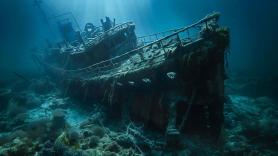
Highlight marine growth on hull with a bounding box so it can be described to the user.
[2,12,259,156]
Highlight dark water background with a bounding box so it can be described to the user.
[0,0,278,81]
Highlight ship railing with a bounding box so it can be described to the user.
[49,13,220,79]
[137,28,183,46]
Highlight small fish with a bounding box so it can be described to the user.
[128,81,135,85]
[166,72,176,79]
[116,82,123,86]
[142,78,151,83]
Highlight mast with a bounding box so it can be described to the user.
[33,0,57,45]
[33,0,50,26]
[33,0,81,36]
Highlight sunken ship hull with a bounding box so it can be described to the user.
[41,13,229,141]
[42,22,137,69]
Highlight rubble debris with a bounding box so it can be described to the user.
[51,109,67,130]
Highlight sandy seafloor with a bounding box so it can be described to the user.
[0,73,277,156]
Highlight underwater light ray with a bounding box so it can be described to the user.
[0,1,278,156]
[46,0,153,34]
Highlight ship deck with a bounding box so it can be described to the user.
[44,13,221,83]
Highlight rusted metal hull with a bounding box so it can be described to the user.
[63,29,228,140]
[40,13,229,141]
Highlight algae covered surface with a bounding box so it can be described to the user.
[0,73,277,156]
[0,1,277,156]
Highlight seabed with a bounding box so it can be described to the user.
[0,13,277,156]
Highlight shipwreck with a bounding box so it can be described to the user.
[36,12,230,142]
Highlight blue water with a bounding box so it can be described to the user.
[1,0,278,81]
[0,1,277,155]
